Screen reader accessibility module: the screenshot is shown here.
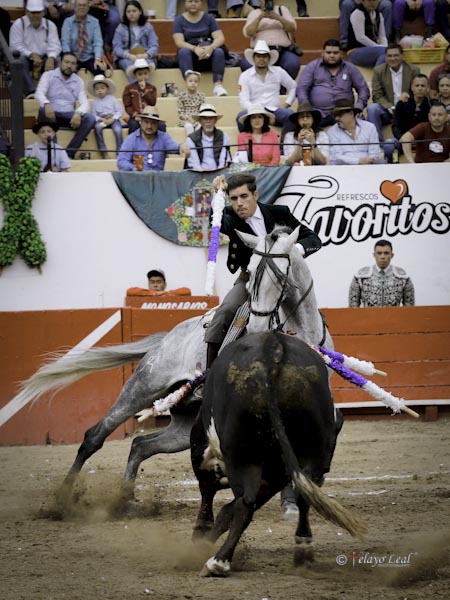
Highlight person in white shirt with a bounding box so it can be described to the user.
[9,0,61,97]
[35,52,96,158]
[237,39,296,131]
[328,98,385,164]
[25,120,71,171]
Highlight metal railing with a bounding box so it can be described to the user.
[0,30,24,168]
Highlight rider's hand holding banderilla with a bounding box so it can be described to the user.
[212,174,227,193]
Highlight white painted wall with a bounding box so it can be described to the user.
[0,164,449,311]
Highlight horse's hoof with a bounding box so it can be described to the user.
[294,536,314,565]
[282,502,299,522]
[192,524,213,542]
[199,557,231,577]
[119,482,137,505]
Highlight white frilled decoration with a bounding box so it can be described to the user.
[204,188,226,296]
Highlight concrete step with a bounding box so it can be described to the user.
[24,92,289,129]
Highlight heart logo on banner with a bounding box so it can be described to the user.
[380,179,409,203]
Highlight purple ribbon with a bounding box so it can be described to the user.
[328,358,367,387]
[207,225,221,262]
[318,345,345,364]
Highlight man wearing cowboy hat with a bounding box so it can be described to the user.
[237,40,296,132]
[25,120,71,172]
[87,74,123,159]
[35,52,96,159]
[10,0,61,98]
[123,58,159,134]
[328,98,385,165]
[185,103,231,171]
[117,106,190,172]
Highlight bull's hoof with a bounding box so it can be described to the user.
[199,557,231,577]
[294,536,314,565]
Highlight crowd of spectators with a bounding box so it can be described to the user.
[3,0,450,170]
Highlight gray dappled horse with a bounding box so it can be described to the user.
[17,226,333,498]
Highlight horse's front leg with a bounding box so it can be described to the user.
[58,372,156,500]
[123,402,200,498]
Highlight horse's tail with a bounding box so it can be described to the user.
[17,332,166,407]
[263,333,367,540]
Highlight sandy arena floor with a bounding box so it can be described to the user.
[1,417,450,600]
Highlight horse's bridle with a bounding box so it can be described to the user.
[248,246,314,332]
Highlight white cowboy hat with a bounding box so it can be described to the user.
[135,106,165,122]
[26,0,45,11]
[244,40,279,67]
[193,103,223,120]
[86,74,116,96]
[238,104,275,125]
[126,58,152,80]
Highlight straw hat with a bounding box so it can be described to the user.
[244,40,279,67]
[238,104,275,125]
[135,106,165,122]
[193,103,223,120]
[86,74,116,96]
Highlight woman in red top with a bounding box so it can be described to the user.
[237,104,280,166]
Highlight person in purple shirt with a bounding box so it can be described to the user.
[117,106,191,171]
[296,39,369,127]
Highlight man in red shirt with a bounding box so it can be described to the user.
[400,100,450,163]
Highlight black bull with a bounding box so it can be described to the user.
[190,332,366,577]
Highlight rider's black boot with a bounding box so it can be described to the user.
[206,342,220,370]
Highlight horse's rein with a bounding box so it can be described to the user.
[249,248,291,329]
[249,247,315,333]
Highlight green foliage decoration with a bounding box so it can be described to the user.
[0,154,46,273]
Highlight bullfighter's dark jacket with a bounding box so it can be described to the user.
[221,203,321,274]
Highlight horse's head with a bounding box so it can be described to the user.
[237,226,300,333]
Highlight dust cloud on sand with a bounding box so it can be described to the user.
[1,418,449,600]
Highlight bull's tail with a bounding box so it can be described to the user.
[263,334,367,540]
[17,332,166,407]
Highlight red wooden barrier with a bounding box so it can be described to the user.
[0,305,448,445]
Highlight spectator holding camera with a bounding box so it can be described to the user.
[240,0,301,81]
